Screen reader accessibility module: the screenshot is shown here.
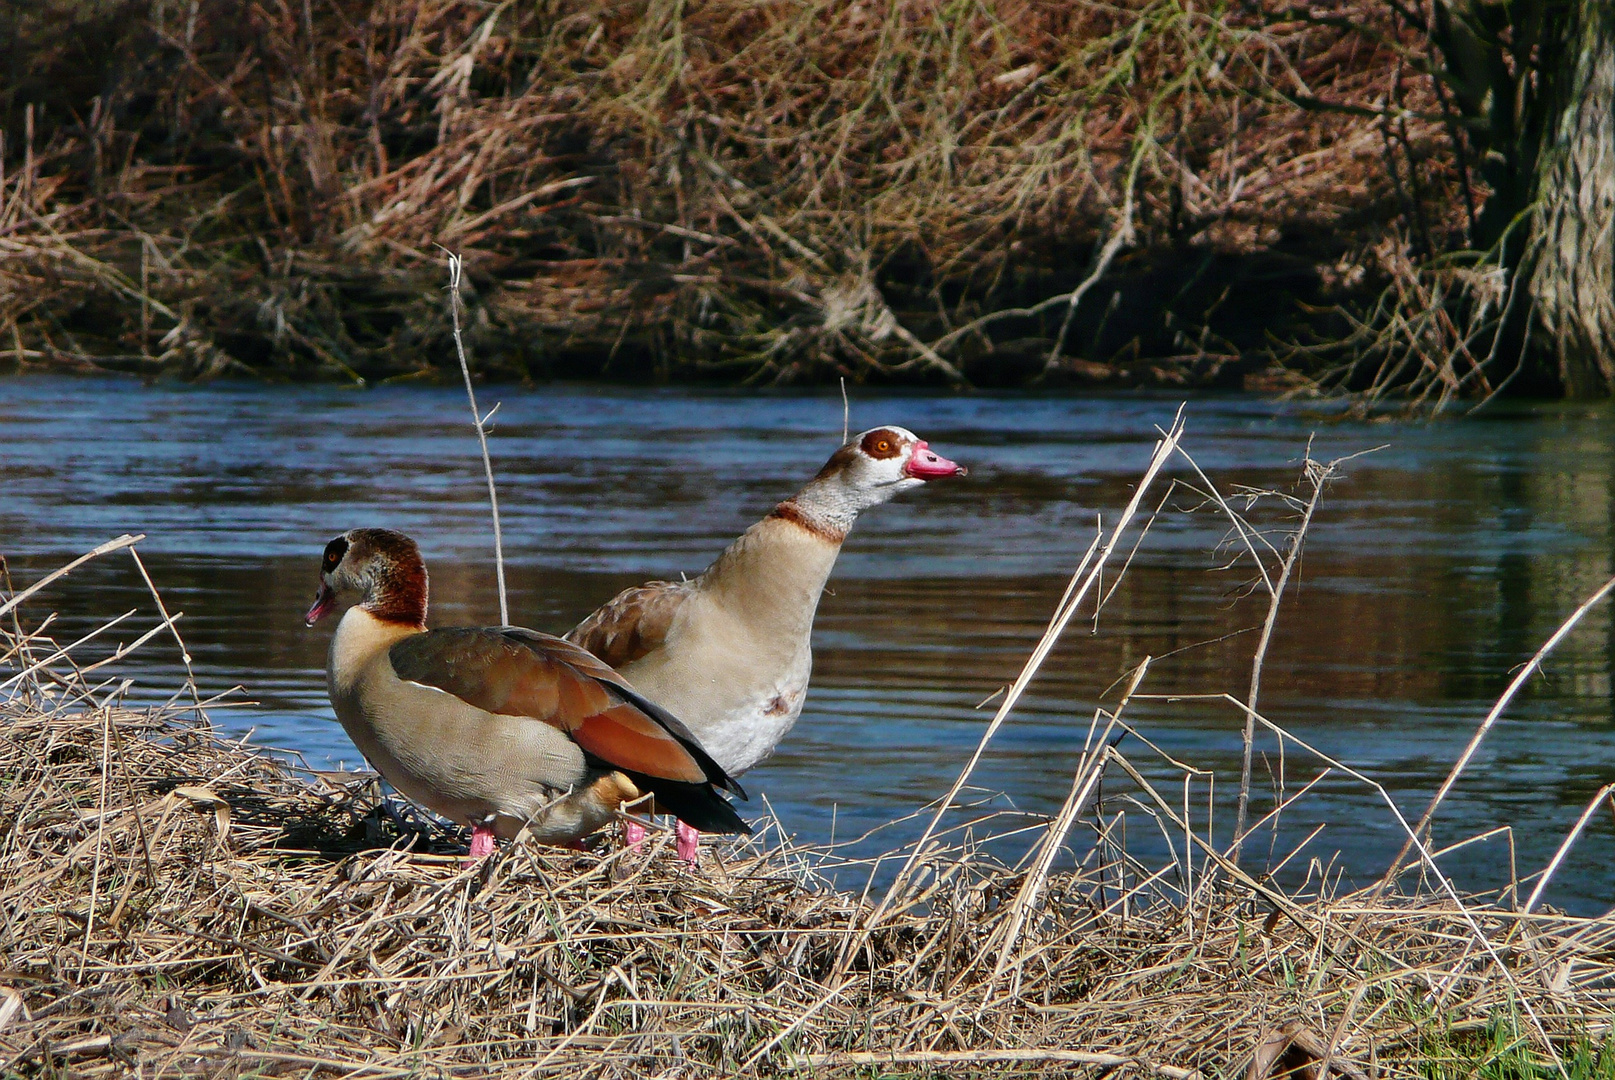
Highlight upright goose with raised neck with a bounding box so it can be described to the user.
[566,426,964,847]
[305,528,747,861]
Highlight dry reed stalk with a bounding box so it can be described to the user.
[0,535,144,622]
[445,248,509,626]
[127,547,202,713]
[989,659,1151,989]
[1381,571,1615,888]
[1229,446,1382,865]
[1159,439,1391,872]
[1523,784,1615,917]
[857,407,1188,944]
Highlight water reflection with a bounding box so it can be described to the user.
[1,379,1612,913]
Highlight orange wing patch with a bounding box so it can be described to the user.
[571,704,708,783]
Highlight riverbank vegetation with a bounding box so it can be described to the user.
[1,0,1561,403]
[5,428,1615,1076]
[3,692,1613,1078]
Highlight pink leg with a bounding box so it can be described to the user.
[623,819,648,847]
[675,820,701,865]
[467,823,497,861]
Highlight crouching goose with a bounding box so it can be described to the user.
[304,528,748,862]
[566,426,964,850]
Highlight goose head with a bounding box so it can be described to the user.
[778,426,965,539]
[304,528,429,628]
[813,425,965,507]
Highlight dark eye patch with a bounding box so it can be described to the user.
[322,535,349,570]
[860,429,904,459]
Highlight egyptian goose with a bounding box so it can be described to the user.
[303,528,747,862]
[565,426,964,849]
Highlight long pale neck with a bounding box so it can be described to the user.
[782,473,872,540]
[329,606,422,699]
[698,513,845,640]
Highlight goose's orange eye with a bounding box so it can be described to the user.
[859,430,903,459]
[321,536,349,570]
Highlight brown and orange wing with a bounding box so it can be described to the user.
[565,580,690,670]
[388,626,741,795]
[498,628,744,797]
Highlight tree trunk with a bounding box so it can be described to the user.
[1528,0,1615,396]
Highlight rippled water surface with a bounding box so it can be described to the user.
[3,378,1613,913]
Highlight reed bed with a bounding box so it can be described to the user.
[4,700,1613,1080]
[4,438,1615,1078]
[1,0,1468,386]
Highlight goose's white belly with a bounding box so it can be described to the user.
[618,625,811,777]
[695,667,810,776]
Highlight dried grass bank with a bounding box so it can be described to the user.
[2,696,1612,1079]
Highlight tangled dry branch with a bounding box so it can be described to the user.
[1,0,1470,388]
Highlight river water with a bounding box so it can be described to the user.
[2,377,1612,914]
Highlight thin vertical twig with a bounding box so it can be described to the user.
[0,555,38,700]
[1229,444,1381,866]
[79,683,128,978]
[839,377,849,443]
[444,250,508,625]
[1232,452,1326,866]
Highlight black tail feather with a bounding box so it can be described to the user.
[625,772,750,835]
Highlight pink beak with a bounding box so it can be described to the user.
[903,441,966,480]
[305,581,337,626]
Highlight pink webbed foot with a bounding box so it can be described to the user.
[623,819,649,848]
[466,823,497,864]
[675,820,701,865]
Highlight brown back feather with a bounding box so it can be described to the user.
[565,581,691,669]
